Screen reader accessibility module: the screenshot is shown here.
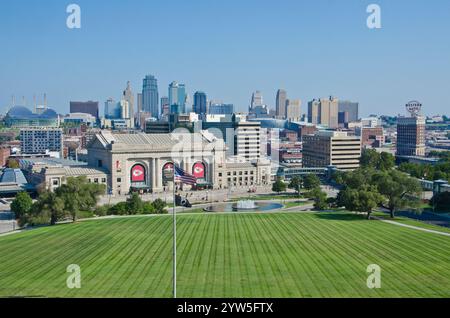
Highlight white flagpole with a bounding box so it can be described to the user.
[172,163,177,298]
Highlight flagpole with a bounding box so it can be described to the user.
[172,163,176,299]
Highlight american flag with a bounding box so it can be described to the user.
[174,165,197,185]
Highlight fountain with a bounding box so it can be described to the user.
[233,200,258,210]
[203,199,282,213]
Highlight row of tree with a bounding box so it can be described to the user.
[12,176,105,226]
[335,150,422,219]
[95,193,168,216]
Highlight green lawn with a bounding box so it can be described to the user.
[372,212,450,234]
[0,212,449,298]
[283,200,312,208]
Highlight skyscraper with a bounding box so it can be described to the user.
[208,103,234,115]
[137,93,143,113]
[308,99,320,125]
[285,99,301,121]
[276,89,287,118]
[338,100,359,122]
[123,81,134,119]
[142,75,159,118]
[105,98,120,119]
[307,97,339,128]
[161,96,169,116]
[168,81,186,114]
[250,91,263,108]
[193,91,207,116]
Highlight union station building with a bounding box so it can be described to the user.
[81,131,272,195]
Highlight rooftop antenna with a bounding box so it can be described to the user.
[22,96,26,105]
[44,93,47,109]
[33,94,37,113]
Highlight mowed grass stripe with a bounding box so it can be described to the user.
[306,213,449,297]
[0,212,449,297]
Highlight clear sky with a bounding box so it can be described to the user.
[1,0,449,117]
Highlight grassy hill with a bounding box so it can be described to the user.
[0,212,449,297]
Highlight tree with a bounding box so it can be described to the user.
[55,176,105,222]
[153,198,168,214]
[143,202,156,214]
[337,185,383,219]
[379,152,395,171]
[288,176,303,195]
[360,149,380,169]
[303,174,320,190]
[360,149,394,171]
[127,192,144,215]
[432,192,450,212]
[11,192,33,226]
[373,170,422,218]
[6,159,19,169]
[109,202,128,215]
[309,187,328,210]
[272,177,286,194]
[31,191,65,225]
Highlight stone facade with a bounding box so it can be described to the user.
[85,131,271,195]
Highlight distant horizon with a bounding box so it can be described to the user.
[1,0,449,117]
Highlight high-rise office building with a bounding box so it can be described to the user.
[276,89,287,118]
[307,96,339,128]
[160,96,170,116]
[193,91,207,115]
[397,102,425,157]
[303,131,361,170]
[168,81,186,114]
[137,93,143,113]
[70,101,99,120]
[250,91,263,108]
[142,75,159,118]
[285,99,301,121]
[105,98,120,119]
[118,99,130,119]
[338,100,359,122]
[234,121,261,160]
[209,103,234,115]
[123,81,134,119]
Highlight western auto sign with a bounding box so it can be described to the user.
[192,162,205,179]
[131,164,145,182]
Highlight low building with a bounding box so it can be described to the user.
[360,127,384,148]
[0,168,35,197]
[303,131,361,170]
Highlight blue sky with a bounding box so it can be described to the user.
[0,0,449,116]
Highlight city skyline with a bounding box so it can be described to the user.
[1,0,450,116]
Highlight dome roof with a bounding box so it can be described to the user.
[40,109,58,118]
[0,168,28,184]
[6,105,33,118]
[5,105,58,119]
